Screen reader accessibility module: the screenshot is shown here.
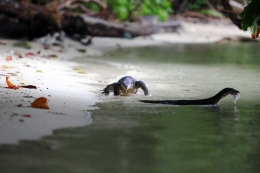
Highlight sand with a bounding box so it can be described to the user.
[0,20,252,145]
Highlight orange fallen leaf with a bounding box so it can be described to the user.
[31,97,49,109]
[6,77,20,89]
[6,77,13,87]
[6,56,12,61]
[25,52,35,56]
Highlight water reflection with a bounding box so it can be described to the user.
[234,105,240,121]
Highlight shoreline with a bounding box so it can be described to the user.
[0,20,253,145]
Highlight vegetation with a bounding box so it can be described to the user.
[2,0,260,39]
[106,0,172,22]
[239,0,260,38]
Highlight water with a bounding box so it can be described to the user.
[1,43,260,173]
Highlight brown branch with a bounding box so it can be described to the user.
[58,0,106,12]
[206,0,217,11]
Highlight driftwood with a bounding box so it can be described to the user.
[62,13,182,38]
[0,0,182,40]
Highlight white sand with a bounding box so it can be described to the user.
[0,21,252,144]
[0,40,97,144]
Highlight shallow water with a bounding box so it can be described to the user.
[1,43,260,173]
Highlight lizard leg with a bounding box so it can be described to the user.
[134,81,150,95]
[113,83,121,96]
[102,83,118,95]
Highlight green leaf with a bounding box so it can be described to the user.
[107,0,171,21]
[115,6,128,20]
[239,0,260,31]
[158,10,169,21]
[117,0,128,5]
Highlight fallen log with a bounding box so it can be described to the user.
[62,13,182,39]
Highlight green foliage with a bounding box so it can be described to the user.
[85,2,102,12]
[239,0,260,31]
[107,0,172,21]
[188,0,206,9]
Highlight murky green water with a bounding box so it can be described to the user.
[1,43,260,173]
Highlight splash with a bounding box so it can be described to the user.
[233,94,240,104]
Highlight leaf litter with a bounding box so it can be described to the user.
[5,77,37,90]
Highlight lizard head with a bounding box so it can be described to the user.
[121,77,134,92]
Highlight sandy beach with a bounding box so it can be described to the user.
[0,20,252,145]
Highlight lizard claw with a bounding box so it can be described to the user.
[102,88,110,95]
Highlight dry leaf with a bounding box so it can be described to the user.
[77,48,87,53]
[74,67,86,74]
[1,65,10,69]
[6,56,12,61]
[6,77,14,87]
[6,77,20,89]
[46,54,58,58]
[77,70,86,74]
[25,52,35,56]
[31,97,49,109]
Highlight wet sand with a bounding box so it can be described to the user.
[0,20,251,144]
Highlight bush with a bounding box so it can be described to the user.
[106,0,172,21]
